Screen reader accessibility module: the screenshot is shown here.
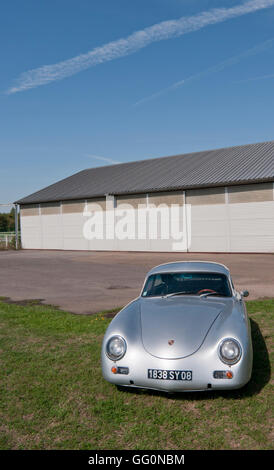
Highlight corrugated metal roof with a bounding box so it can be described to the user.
[16,140,274,204]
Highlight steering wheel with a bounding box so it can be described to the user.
[197,288,217,295]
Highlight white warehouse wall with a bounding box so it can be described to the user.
[20,182,274,253]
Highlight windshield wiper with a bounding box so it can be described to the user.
[199,292,224,298]
[165,291,197,298]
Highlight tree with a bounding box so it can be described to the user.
[0,208,20,232]
[0,214,8,232]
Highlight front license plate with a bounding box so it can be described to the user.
[147,369,192,381]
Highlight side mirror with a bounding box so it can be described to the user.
[241,290,249,298]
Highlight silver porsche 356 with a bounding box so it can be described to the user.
[101,261,252,392]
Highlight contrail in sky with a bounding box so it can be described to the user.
[86,154,122,165]
[6,0,274,94]
[234,72,274,82]
[134,38,274,106]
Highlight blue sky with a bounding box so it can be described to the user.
[1,0,274,206]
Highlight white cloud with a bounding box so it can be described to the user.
[6,0,274,94]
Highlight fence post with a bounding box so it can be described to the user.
[15,204,19,250]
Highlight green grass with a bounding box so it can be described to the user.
[0,299,273,450]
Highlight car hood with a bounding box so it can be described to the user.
[140,296,226,359]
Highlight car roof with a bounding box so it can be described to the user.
[147,261,230,276]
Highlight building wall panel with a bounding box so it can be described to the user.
[189,204,229,252]
[186,187,225,205]
[20,212,42,249]
[20,204,40,217]
[62,212,88,250]
[228,201,274,252]
[62,200,86,214]
[148,191,184,207]
[63,237,89,250]
[40,203,60,215]
[40,214,63,250]
[86,198,106,212]
[116,194,147,209]
[228,183,273,203]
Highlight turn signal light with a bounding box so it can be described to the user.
[213,370,233,379]
[111,366,129,375]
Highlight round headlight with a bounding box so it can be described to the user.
[219,338,241,365]
[106,336,126,361]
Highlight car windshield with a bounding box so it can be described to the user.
[142,272,232,298]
